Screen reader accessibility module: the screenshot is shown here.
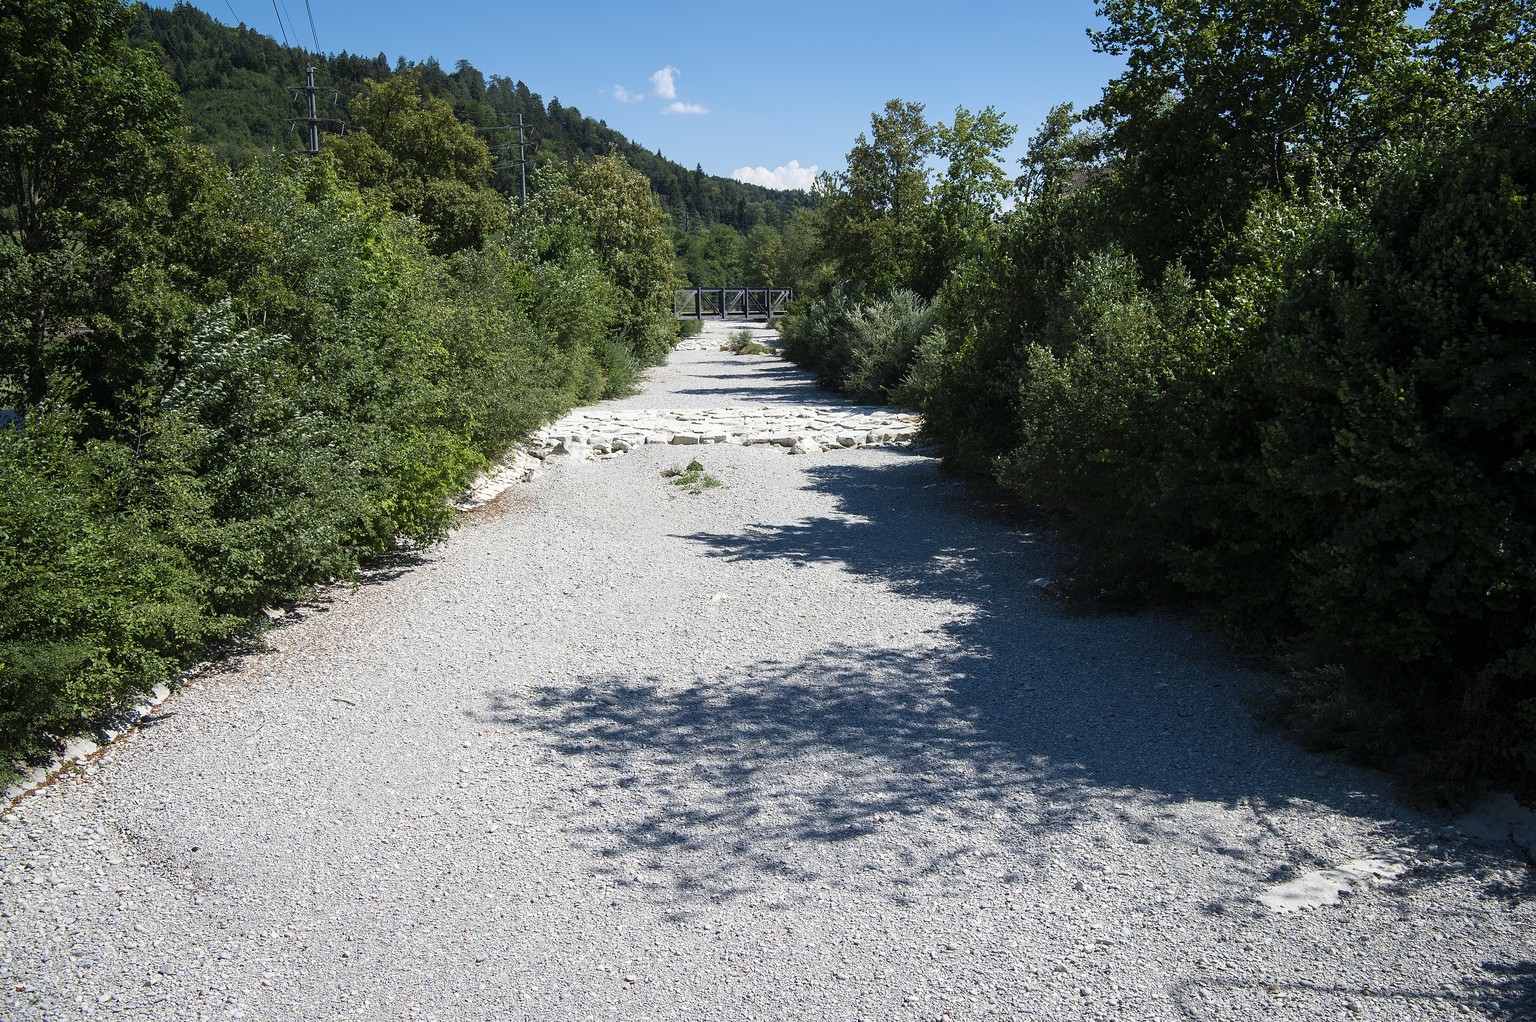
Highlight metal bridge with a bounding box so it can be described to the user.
[674,287,794,320]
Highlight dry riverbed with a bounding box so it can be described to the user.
[3,320,1532,1021]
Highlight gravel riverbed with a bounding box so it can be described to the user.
[3,321,1532,1021]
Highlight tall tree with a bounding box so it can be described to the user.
[1088,0,1421,273]
[325,70,507,253]
[916,105,1017,296]
[816,99,935,297]
[817,101,1018,299]
[0,0,186,405]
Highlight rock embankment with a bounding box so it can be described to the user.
[460,405,923,508]
[537,405,921,456]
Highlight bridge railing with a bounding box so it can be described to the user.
[674,287,794,319]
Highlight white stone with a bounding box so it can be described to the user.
[1257,857,1408,913]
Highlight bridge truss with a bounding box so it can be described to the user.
[674,287,794,320]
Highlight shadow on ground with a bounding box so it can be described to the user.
[473,457,1528,1017]
[668,363,852,405]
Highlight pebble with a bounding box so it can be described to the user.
[3,322,1530,1022]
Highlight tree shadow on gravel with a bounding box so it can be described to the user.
[474,458,1529,1008]
[352,548,434,587]
[669,367,850,405]
[1465,961,1536,1022]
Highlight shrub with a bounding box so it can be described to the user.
[995,250,1201,576]
[0,403,224,761]
[1232,100,1536,778]
[776,283,862,386]
[842,290,937,404]
[723,330,769,355]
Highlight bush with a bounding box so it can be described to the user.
[777,284,862,386]
[1230,101,1536,779]
[778,286,939,404]
[917,191,1102,477]
[842,290,937,404]
[0,403,225,760]
[995,250,1201,576]
[722,329,770,355]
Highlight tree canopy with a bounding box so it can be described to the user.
[326,70,508,252]
[1,0,187,404]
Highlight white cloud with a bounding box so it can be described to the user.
[611,85,644,104]
[650,66,679,99]
[730,160,820,191]
[663,101,710,116]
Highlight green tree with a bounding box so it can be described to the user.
[326,70,508,253]
[515,155,679,364]
[817,99,935,297]
[1019,102,1106,203]
[1427,0,1536,98]
[0,0,186,405]
[744,225,784,286]
[817,100,1018,299]
[915,105,1017,296]
[771,207,831,294]
[674,222,750,286]
[1087,0,1421,273]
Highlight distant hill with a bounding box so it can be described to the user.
[129,2,816,231]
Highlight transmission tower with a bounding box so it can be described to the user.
[287,66,346,155]
[483,114,535,203]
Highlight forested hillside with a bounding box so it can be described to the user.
[128,2,816,235]
[0,0,683,781]
[778,0,1536,795]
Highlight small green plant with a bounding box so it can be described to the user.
[662,457,723,495]
[676,318,704,340]
[722,329,770,355]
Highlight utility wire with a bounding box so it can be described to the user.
[279,0,301,49]
[223,1,240,25]
[301,0,320,55]
[268,0,289,47]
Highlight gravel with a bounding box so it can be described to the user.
[3,319,1533,1021]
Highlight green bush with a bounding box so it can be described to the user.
[0,403,225,759]
[996,250,1201,576]
[777,284,862,386]
[842,290,937,404]
[914,192,1102,477]
[1231,100,1536,777]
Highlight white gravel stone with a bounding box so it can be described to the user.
[4,316,1530,1022]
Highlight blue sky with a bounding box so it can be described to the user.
[158,1,1125,189]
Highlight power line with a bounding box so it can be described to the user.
[278,0,301,51]
[223,1,240,24]
[267,0,289,47]
[301,0,320,54]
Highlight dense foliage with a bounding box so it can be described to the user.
[781,0,1536,793]
[0,0,679,780]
